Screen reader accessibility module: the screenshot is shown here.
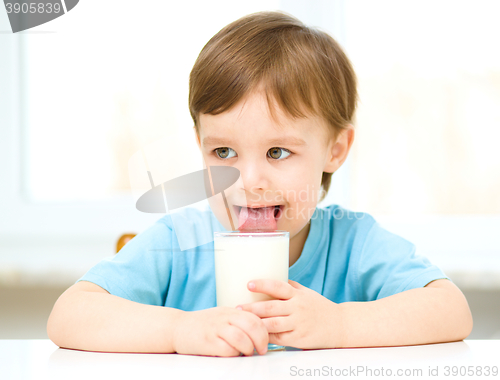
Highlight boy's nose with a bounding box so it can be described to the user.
[237,160,271,194]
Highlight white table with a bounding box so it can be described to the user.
[1,340,499,380]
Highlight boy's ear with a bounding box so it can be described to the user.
[323,125,355,173]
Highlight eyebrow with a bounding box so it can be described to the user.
[202,136,307,147]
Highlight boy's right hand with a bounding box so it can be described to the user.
[172,307,269,357]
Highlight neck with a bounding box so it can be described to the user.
[288,221,311,267]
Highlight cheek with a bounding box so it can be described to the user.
[208,194,238,231]
[280,171,322,206]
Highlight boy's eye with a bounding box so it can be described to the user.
[214,147,236,159]
[213,147,291,160]
[268,147,291,160]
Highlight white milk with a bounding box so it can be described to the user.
[214,232,289,308]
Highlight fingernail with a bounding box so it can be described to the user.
[248,282,255,290]
[236,305,243,311]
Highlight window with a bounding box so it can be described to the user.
[1,0,497,288]
[281,1,499,287]
[341,0,500,282]
[345,0,500,216]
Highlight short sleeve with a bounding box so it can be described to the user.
[76,217,173,306]
[353,221,450,301]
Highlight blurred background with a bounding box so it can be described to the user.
[1,0,499,339]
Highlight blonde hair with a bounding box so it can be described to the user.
[189,11,357,201]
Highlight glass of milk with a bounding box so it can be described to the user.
[214,230,289,352]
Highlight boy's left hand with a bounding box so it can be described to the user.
[237,279,341,349]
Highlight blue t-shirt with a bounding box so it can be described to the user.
[76,204,449,310]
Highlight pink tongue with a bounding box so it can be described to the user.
[238,206,277,231]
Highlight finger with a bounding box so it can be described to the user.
[262,316,293,334]
[269,330,293,347]
[238,300,289,318]
[248,279,295,300]
[218,324,255,356]
[213,337,241,357]
[228,312,269,355]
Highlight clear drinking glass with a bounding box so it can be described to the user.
[214,230,290,352]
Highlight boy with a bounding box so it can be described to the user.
[47,11,472,357]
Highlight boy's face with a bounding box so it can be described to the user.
[195,89,353,248]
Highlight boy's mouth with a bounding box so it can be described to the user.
[233,205,283,218]
[233,204,283,230]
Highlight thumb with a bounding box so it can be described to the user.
[288,279,304,289]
